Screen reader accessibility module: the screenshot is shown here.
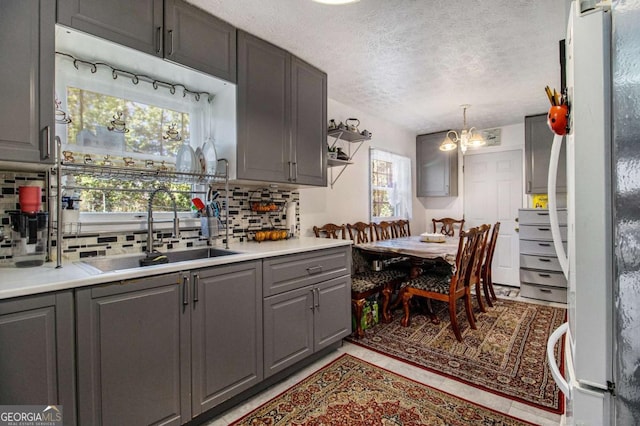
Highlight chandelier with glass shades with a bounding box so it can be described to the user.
[439,104,486,154]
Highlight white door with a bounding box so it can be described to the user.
[463,149,522,286]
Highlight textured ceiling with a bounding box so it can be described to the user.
[188,0,568,134]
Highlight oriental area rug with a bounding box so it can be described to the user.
[346,298,566,414]
[230,354,536,425]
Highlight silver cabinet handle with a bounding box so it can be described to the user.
[538,258,551,262]
[538,243,551,247]
[527,181,532,192]
[42,126,51,160]
[156,26,162,54]
[310,288,315,311]
[293,162,298,181]
[193,274,199,303]
[537,212,550,216]
[287,161,293,181]
[538,227,550,231]
[306,266,322,275]
[168,30,174,56]
[182,275,189,305]
[540,288,553,293]
[538,273,552,278]
[314,288,320,308]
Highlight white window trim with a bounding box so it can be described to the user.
[369,148,412,222]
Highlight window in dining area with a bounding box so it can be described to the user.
[370,148,412,221]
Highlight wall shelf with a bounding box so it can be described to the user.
[327,128,371,188]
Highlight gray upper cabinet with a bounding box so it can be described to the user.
[237,31,327,186]
[0,0,55,164]
[57,0,163,57]
[164,0,236,82]
[190,261,262,417]
[416,131,458,197]
[76,273,190,426]
[0,291,76,425]
[290,57,327,186]
[525,113,567,194]
[57,0,237,82]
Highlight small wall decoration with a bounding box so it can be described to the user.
[163,123,182,141]
[107,111,129,133]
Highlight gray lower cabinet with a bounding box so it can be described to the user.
[525,113,567,194]
[416,131,458,197]
[76,262,262,425]
[76,272,190,426]
[0,291,76,425]
[237,31,327,186]
[0,0,55,164]
[57,0,236,82]
[190,261,262,417]
[263,248,351,377]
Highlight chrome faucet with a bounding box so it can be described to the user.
[146,187,180,256]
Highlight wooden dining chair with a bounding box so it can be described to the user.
[347,222,374,243]
[468,224,491,314]
[481,222,500,307]
[398,227,481,342]
[392,219,411,238]
[432,218,465,237]
[373,221,394,241]
[312,223,346,239]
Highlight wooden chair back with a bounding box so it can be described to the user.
[312,223,346,239]
[347,222,374,244]
[483,222,500,274]
[432,217,465,236]
[392,220,411,237]
[373,221,394,241]
[452,227,482,294]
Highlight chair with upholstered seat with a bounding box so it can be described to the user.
[347,221,374,244]
[392,220,411,238]
[398,227,481,342]
[373,221,395,241]
[313,223,346,239]
[481,222,500,307]
[432,217,465,236]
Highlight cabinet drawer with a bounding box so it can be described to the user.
[520,268,567,288]
[263,247,349,296]
[520,254,563,272]
[519,225,567,241]
[519,209,567,225]
[520,240,566,256]
[521,283,567,304]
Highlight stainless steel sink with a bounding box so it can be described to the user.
[77,248,240,274]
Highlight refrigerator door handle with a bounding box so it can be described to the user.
[547,133,569,278]
[547,321,572,399]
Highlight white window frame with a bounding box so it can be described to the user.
[369,148,412,222]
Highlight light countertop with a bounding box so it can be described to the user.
[0,237,352,300]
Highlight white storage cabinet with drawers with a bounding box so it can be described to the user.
[518,208,568,303]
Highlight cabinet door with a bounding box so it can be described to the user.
[0,0,54,164]
[76,273,189,426]
[191,261,262,416]
[525,113,567,193]
[416,131,458,197]
[164,0,236,83]
[0,292,76,425]
[263,286,314,378]
[290,56,327,186]
[313,276,351,351]
[237,31,291,183]
[57,0,163,57]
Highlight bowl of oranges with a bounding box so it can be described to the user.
[252,229,289,242]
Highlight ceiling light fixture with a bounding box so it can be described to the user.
[311,0,360,4]
[439,104,486,154]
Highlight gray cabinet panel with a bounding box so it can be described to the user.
[416,131,458,197]
[76,273,189,426]
[263,287,314,378]
[314,276,351,351]
[237,31,291,183]
[0,292,76,425]
[191,261,262,416]
[525,113,567,194]
[164,0,236,82]
[291,57,327,186]
[0,0,54,164]
[57,0,163,57]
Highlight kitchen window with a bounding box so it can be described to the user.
[370,148,412,221]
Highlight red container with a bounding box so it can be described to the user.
[547,105,569,136]
[18,186,42,214]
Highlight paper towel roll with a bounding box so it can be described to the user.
[285,201,297,237]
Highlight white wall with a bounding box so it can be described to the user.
[417,122,526,229]
[299,98,423,236]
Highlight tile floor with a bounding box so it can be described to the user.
[206,287,565,426]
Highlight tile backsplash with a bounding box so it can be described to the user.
[0,169,299,265]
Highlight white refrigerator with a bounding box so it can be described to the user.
[547,1,640,424]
